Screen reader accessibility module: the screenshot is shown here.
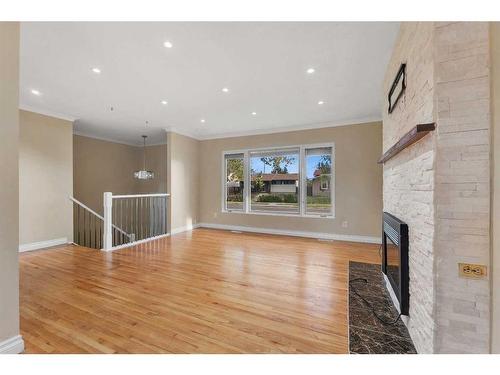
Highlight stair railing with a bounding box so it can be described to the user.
[103,192,170,251]
[70,196,134,249]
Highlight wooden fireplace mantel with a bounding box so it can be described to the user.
[378,123,436,164]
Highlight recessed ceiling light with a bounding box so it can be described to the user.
[200,119,206,123]
[251,112,257,116]
[92,67,101,74]
[31,89,41,96]
[307,68,315,74]
[318,100,325,105]
[161,100,168,105]
[222,87,229,93]
[164,41,173,48]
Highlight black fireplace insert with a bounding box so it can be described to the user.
[381,212,409,315]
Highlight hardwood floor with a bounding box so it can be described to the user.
[20,228,381,353]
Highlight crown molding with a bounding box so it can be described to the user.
[196,115,383,141]
[73,131,167,147]
[74,116,382,145]
[73,131,139,146]
[164,115,382,142]
[19,104,77,122]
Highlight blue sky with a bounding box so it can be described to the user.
[250,155,323,179]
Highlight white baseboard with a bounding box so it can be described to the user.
[19,237,69,252]
[197,223,381,244]
[0,335,24,354]
[103,233,170,251]
[170,223,201,235]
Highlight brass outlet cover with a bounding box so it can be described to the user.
[458,263,487,279]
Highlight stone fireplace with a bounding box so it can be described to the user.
[382,22,491,353]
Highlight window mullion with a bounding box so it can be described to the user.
[299,146,305,216]
[244,151,249,213]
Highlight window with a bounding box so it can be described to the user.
[224,153,245,211]
[305,146,333,216]
[249,148,300,214]
[223,144,334,217]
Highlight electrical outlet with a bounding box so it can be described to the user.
[458,263,487,279]
[342,220,348,228]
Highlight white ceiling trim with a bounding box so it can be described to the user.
[19,104,78,123]
[74,130,167,147]
[169,115,382,141]
[73,130,142,147]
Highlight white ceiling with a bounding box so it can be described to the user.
[20,22,399,145]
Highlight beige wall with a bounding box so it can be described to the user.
[19,110,73,246]
[198,122,383,238]
[491,22,500,354]
[0,22,21,348]
[168,132,200,232]
[74,135,167,214]
[135,144,168,195]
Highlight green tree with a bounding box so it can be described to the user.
[227,159,243,181]
[316,155,331,175]
[260,157,273,173]
[254,173,265,192]
[259,156,295,174]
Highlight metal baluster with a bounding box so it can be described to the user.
[126,198,129,242]
[153,197,156,236]
[74,203,77,244]
[93,215,97,248]
[98,218,101,249]
[84,209,87,247]
[135,198,139,241]
[76,204,80,245]
[149,197,153,237]
[120,199,123,242]
[112,203,115,246]
[129,198,133,243]
[93,214,97,248]
[90,214,94,248]
[157,197,161,236]
[112,213,115,246]
[161,197,164,235]
[162,197,165,234]
[158,197,161,235]
[165,197,168,234]
[145,197,147,238]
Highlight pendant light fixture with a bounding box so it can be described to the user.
[134,135,154,180]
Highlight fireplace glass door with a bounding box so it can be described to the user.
[386,234,400,289]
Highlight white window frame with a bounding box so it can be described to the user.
[221,143,335,218]
[222,152,246,212]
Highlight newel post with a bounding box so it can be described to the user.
[103,192,113,250]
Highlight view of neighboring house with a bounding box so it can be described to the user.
[311,169,330,197]
[251,173,298,194]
